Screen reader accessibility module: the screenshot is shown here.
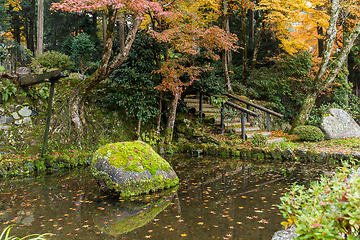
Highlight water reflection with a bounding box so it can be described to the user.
[0,155,335,239]
[93,186,178,236]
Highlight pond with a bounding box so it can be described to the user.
[0,155,335,239]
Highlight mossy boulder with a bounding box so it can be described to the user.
[91,141,179,197]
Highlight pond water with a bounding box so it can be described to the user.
[0,155,335,240]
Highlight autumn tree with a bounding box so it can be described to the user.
[289,0,360,131]
[51,0,237,144]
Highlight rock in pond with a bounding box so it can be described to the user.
[91,141,179,197]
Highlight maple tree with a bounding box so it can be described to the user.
[51,0,237,142]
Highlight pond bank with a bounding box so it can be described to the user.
[1,141,357,179]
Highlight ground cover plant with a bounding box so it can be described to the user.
[279,161,360,239]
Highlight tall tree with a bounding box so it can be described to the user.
[36,0,44,54]
[290,0,360,131]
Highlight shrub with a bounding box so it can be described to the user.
[293,125,324,142]
[30,50,72,73]
[279,162,360,239]
[249,133,268,148]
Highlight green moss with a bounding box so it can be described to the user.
[92,141,170,175]
[91,141,179,197]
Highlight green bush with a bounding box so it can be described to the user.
[249,133,268,148]
[293,125,324,142]
[279,162,360,239]
[30,50,72,73]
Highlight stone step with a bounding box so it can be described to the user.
[184,99,202,104]
[246,131,272,139]
[231,126,261,133]
[267,138,285,144]
[189,107,220,113]
[186,103,214,108]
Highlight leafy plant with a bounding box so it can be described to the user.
[71,33,96,75]
[293,125,325,142]
[0,225,51,240]
[141,129,164,147]
[0,79,17,101]
[279,162,360,239]
[30,51,72,73]
[249,133,268,148]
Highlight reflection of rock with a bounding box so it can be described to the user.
[93,186,178,236]
[91,141,179,197]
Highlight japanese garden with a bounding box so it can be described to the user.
[1,0,360,239]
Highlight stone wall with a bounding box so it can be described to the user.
[175,142,360,164]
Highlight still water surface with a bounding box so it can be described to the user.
[0,155,335,239]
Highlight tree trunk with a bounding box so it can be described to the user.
[243,18,266,82]
[248,10,254,44]
[119,14,125,52]
[222,0,232,93]
[67,10,142,144]
[36,0,44,55]
[240,8,247,83]
[136,119,141,139]
[165,92,179,143]
[102,12,107,50]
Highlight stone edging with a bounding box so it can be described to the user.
[173,143,360,163]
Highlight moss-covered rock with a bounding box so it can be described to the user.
[91,141,179,197]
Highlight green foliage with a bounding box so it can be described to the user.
[141,129,164,148]
[0,225,51,239]
[293,125,325,142]
[0,66,5,73]
[0,79,17,101]
[30,51,72,73]
[100,32,160,125]
[249,133,268,148]
[279,162,360,239]
[70,33,96,75]
[246,52,312,121]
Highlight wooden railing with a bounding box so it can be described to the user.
[198,92,283,140]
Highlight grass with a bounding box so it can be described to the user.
[0,225,51,240]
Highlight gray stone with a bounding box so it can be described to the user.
[14,119,23,125]
[272,225,300,240]
[18,106,32,117]
[11,112,20,120]
[321,108,360,139]
[16,67,30,75]
[0,125,10,130]
[0,115,13,125]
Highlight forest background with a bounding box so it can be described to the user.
[1,0,360,151]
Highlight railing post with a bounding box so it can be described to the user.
[241,111,245,140]
[267,112,271,132]
[199,92,203,122]
[42,80,56,156]
[221,103,225,134]
[246,104,251,122]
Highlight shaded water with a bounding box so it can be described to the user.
[0,155,335,239]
